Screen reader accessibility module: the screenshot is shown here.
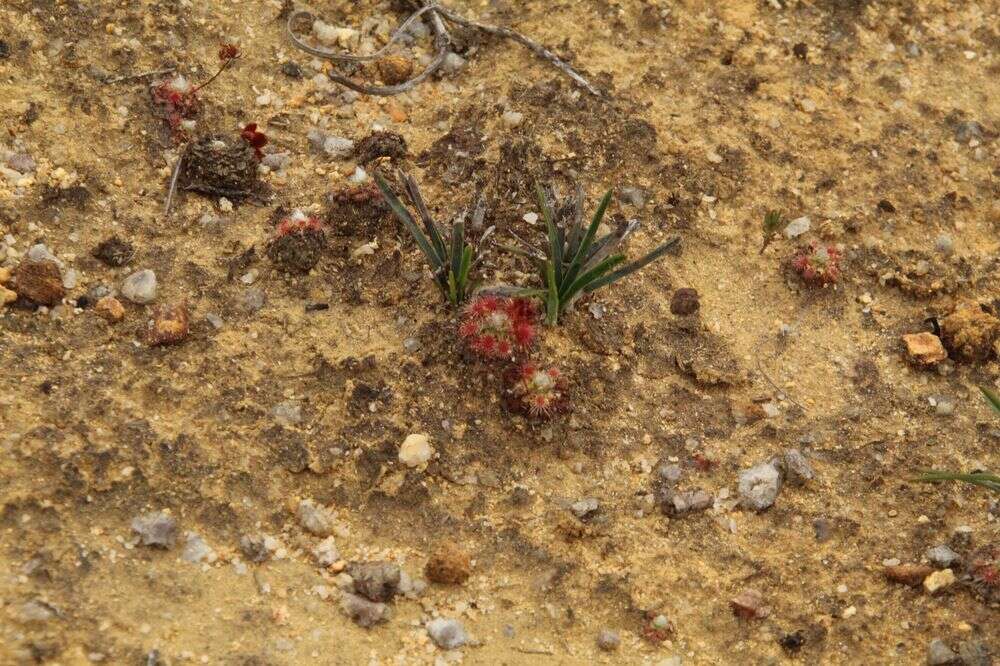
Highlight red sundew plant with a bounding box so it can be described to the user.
[502,362,570,418]
[967,544,1000,603]
[275,210,324,237]
[152,43,242,136]
[791,241,841,286]
[459,296,538,359]
[240,123,268,159]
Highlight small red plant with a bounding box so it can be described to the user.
[967,544,1000,603]
[152,43,242,137]
[791,241,841,285]
[241,123,268,159]
[503,361,570,417]
[276,210,324,237]
[459,296,538,359]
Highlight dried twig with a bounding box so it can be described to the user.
[164,154,184,216]
[755,358,806,412]
[434,5,602,97]
[286,1,603,98]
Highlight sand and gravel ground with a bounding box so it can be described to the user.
[1,0,999,664]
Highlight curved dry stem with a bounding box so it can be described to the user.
[286,5,449,96]
[286,2,603,98]
[434,5,603,98]
[285,6,437,63]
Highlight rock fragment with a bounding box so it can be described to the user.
[131,511,177,548]
[426,618,468,650]
[340,591,390,628]
[399,433,433,467]
[903,332,948,366]
[347,561,401,602]
[297,499,335,536]
[121,269,157,304]
[738,462,782,511]
[425,542,471,585]
[12,258,64,305]
[144,302,189,346]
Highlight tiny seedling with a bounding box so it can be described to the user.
[375,171,490,306]
[915,386,1000,495]
[760,209,784,254]
[509,184,680,326]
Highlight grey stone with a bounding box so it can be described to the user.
[6,153,36,174]
[957,640,992,666]
[667,489,713,516]
[131,511,177,548]
[121,269,157,304]
[783,216,811,239]
[935,234,954,255]
[926,544,960,568]
[240,534,272,563]
[954,121,984,144]
[738,462,782,511]
[926,639,960,665]
[597,629,620,652]
[442,52,466,73]
[426,618,468,650]
[781,449,814,485]
[243,288,265,313]
[18,599,57,623]
[347,561,401,602]
[340,591,390,628]
[313,536,340,567]
[181,532,215,563]
[297,499,335,536]
[273,400,302,426]
[570,497,599,519]
[620,187,646,207]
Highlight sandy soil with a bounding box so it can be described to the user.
[1,0,998,664]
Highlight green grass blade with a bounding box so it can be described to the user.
[402,173,447,265]
[375,173,443,272]
[980,386,1000,415]
[458,245,473,302]
[536,183,562,287]
[565,186,585,259]
[561,254,625,304]
[545,260,560,324]
[563,189,612,289]
[582,236,679,293]
[447,270,458,306]
[450,220,465,292]
[915,470,1000,493]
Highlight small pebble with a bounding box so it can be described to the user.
[784,216,811,238]
[426,618,468,650]
[596,629,620,652]
[399,433,433,467]
[340,591,389,628]
[570,497,599,519]
[121,269,157,304]
[926,639,959,666]
[923,568,955,594]
[926,544,960,568]
[297,499,335,537]
[738,462,782,511]
[131,511,177,548]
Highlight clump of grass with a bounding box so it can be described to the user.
[375,171,490,306]
[760,209,784,254]
[510,184,680,326]
[915,386,1000,494]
